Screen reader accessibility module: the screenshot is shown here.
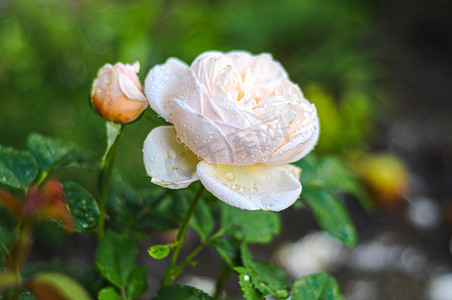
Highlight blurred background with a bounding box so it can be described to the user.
[0,0,451,299]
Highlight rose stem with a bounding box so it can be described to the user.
[98,122,123,241]
[160,184,204,288]
[213,264,232,299]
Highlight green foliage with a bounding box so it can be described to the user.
[292,273,343,300]
[98,287,121,300]
[105,122,122,159]
[190,196,214,241]
[108,175,179,234]
[126,266,148,300]
[153,285,213,300]
[311,156,371,210]
[295,155,369,246]
[210,238,240,268]
[235,267,263,300]
[240,244,290,299]
[305,84,374,154]
[96,231,147,298]
[62,181,100,233]
[26,133,94,175]
[0,146,38,190]
[0,227,14,266]
[302,189,357,247]
[220,204,280,243]
[148,245,171,260]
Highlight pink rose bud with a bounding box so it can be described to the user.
[91,62,148,123]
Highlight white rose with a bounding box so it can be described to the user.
[143,51,319,211]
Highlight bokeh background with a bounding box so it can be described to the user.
[1,0,451,299]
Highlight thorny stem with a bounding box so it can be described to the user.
[160,184,204,288]
[98,124,123,241]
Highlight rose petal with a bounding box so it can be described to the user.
[196,161,302,211]
[281,164,302,180]
[171,99,235,164]
[175,68,205,114]
[145,58,189,122]
[143,126,200,189]
[172,99,285,165]
[118,71,147,101]
[265,119,320,165]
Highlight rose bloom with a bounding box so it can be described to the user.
[91,62,148,124]
[143,51,319,211]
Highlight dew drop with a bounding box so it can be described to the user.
[225,172,235,181]
[167,149,176,159]
[244,275,250,281]
[232,183,240,190]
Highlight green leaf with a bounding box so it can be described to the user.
[0,146,38,189]
[96,230,138,289]
[153,285,213,300]
[234,267,263,300]
[132,213,179,231]
[26,133,93,173]
[127,266,148,299]
[30,272,92,300]
[190,197,214,241]
[210,238,240,267]
[313,157,371,210]
[101,122,122,168]
[106,122,122,155]
[220,204,280,243]
[62,181,100,233]
[148,245,171,259]
[302,189,357,247]
[296,155,371,210]
[241,244,289,299]
[292,273,343,300]
[98,287,121,300]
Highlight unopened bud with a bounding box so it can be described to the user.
[91,62,148,123]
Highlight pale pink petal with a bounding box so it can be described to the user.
[171,99,235,165]
[281,164,302,180]
[264,119,320,165]
[118,72,147,101]
[172,99,284,165]
[143,126,200,189]
[144,58,189,122]
[196,162,302,211]
[174,68,204,114]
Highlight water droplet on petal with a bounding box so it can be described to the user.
[232,183,240,191]
[167,150,176,159]
[225,172,235,181]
